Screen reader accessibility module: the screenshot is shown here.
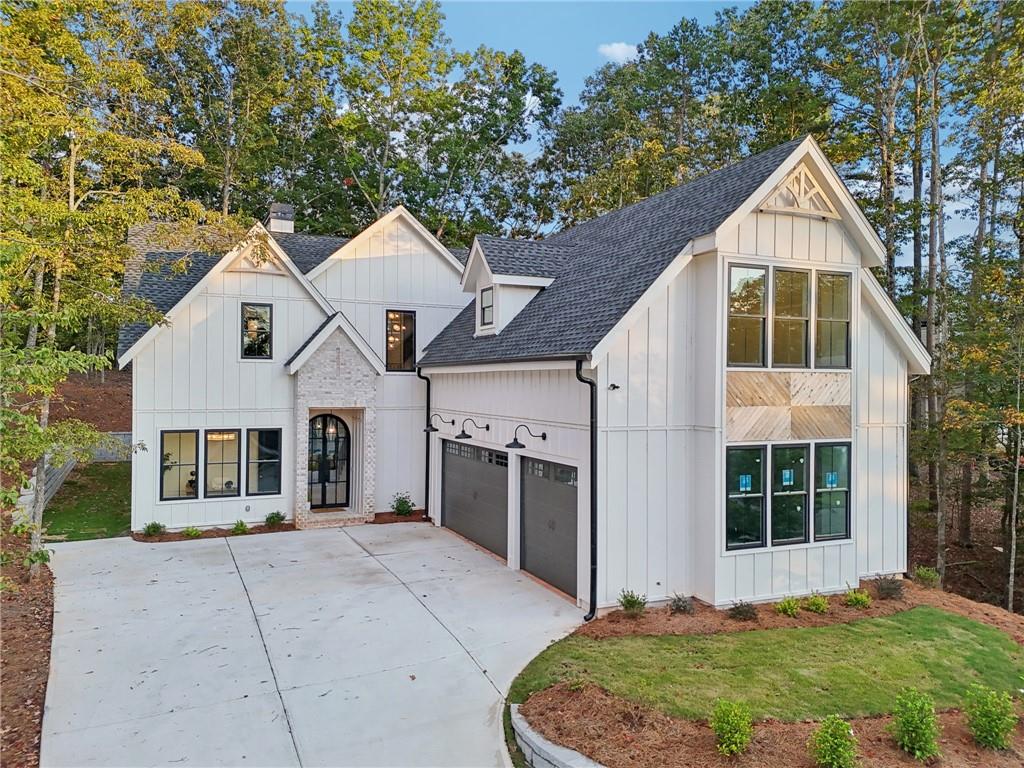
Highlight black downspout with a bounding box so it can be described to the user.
[416,367,431,519]
[575,359,598,621]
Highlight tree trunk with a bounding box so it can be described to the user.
[928,66,946,585]
[910,76,925,480]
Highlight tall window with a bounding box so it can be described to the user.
[247,429,282,496]
[241,303,272,359]
[727,267,767,366]
[816,273,850,368]
[771,444,809,545]
[814,443,850,540]
[773,270,809,367]
[205,430,240,497]
[160,431,198,501]
[726,446,765,549]
[385,310,416,372]
[479,287,494,327]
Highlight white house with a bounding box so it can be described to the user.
[119,135,929,614]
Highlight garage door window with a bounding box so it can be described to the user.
[524,459,577,486]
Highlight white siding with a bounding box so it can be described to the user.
[720,211,862,265]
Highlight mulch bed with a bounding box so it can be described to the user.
[51,370,132,432]
[1,515,55,768]
[578,580,1024,645]
[131,522,296,542]
[370,510,431,524]
[522,683,1024,768]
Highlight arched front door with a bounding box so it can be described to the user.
[308,414,350,508]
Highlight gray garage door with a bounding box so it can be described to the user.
[441,440,509,558]
[520,458,578,597]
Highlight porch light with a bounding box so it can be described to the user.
[424,413,455,433]
[505,424,547,450]
[455,418,489,440]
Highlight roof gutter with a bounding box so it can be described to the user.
[575,358,598,621]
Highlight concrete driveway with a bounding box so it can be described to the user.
[41,524,582,767]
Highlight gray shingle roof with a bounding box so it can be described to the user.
[419,138,803,367]
[271,232,348,273]
[283,312,339,366]
[474,235,576,278]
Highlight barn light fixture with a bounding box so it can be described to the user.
[505,424,547,450]
[455,418,490,440]
[608,383,621,390]
[423,413,455,433]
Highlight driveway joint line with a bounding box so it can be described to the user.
[224,537,304,768]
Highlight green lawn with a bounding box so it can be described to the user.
[509,607,1022,722]
[43,462,131,541]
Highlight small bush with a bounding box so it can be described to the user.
[669,593,695,615]
[912,566,939,588]
[888,688,940,761]
[231,519,249,535]
[808,714,858,768]
[803,593,830,614]
[0,576,17,593]
[844,589,872,609]
[964,684,1017,750]
[728,600,757,621]
[391,491,415,517]
[875,575,905,600]
[0,552,11,567]
[710,699,753,756]
[23,548,51,567]
[618,589,647,617]
[143,521,166,536]
[182,526,203,538]
[776,596,801,617]
[265,511,285,527]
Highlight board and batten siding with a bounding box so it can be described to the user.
[131,264,327,530]
[310,218,470,510]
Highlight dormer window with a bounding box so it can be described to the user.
[479,287,494,327]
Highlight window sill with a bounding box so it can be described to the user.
[722,537,852,557]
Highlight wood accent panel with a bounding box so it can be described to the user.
[790,372,850,406]
[726,371,852,441]
[791,406,852,439]
[726,372,790,407]
[726,406,791,442]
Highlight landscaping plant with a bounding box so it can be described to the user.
[669,593,695,615]
[23,548,51,567]
[803,593,830,614]
[776,596,801,617]
[710,699,753,756]
[265,511,285,527]
[808,714,858,768]
[391,491,415,516]
[875,575,904,600]
[231,519,249,535]
[844,589,872,609]
[618,589,647,617]
[143,521,166,536]
[727,600,757,621]
[964,684,1017,750]
[888,688,940,761]
[182,526,203,538]
[912,566,939,588]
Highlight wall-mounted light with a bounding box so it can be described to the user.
[455,418,490,440]
[505,424,547,450]
[608,383,621,391]
[424,413,455,433]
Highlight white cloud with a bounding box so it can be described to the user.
[597,42,638,65]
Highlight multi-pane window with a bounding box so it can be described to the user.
[814,443,850,540]
[160,430,198,500]
[816,273,851,368]
[479,287,494,327]
[241,303,272,359]
[726,446,765,549]
[727,267,767,366]
[385,310,416,372]
[246,429,282,496]
[771,444,809,545]
[773,270,810,367]
[205,430,241,497]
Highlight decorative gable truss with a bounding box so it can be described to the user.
[760,163,840,219]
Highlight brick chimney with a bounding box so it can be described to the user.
[267,202,295,234]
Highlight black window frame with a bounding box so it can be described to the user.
[241,302,273,360]
[246,428,283,497]
[770,443,810,546]
[385,309,417,372]
[479,286,494,327]
[772,268,811,368]
[725,445,767,551]
[814,272,851,370]
[727,265,768,368]
[813,441,851,541]
[159,429,199,502]
[204,429,242,498]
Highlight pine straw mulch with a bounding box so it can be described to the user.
[51,370,132,432]
[577,579,1024,645]
[370,510,431,524]
[131,522,296,542]
[521,682,1024,768]
[1,516,55,768]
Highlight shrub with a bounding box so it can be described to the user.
[710,699,753,756]
[391,491,415,517]
[803,593,830,614]
[0,551,11,567]
[728,601,757,621]
[142,521,166,536]
[669,593,695,615]
[888,688,940,761]
[182,526,203,538]
[844,589,872,609]
[808,714,858,768]
[231,520,249,535]
[23,548,51,567]
[618,589,647,617]
[875,575,905,600]
[964,684,1017,750]
[912,566,939,588]
[0,576,17,593]
[776,596,801,617]
[265,511,285,527]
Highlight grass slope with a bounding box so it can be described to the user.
[43,462,131,541]
[510,607,1022,722]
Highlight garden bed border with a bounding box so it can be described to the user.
[510,704,603,768]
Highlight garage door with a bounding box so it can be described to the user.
[441,440,509,558]
[520,458,578,597]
